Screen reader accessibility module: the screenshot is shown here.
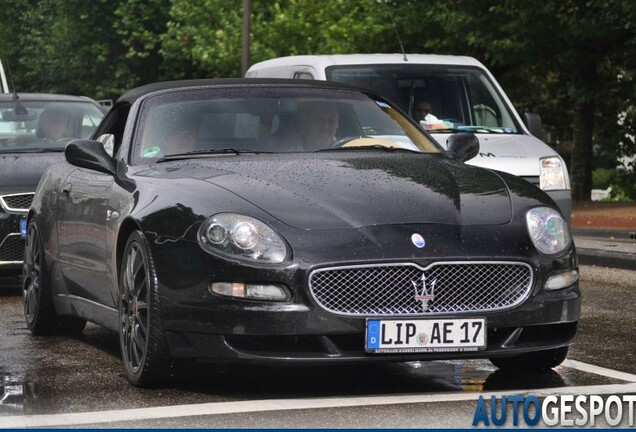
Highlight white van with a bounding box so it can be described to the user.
[247,54,571,220]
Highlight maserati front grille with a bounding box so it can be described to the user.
[309,262,534,316]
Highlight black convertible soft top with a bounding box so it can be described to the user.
[117,78,372,105]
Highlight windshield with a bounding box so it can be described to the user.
[0,100,104,152]
[328,64,520,134]
[134,87,441,163]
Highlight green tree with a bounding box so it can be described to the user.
[397,0,636,202]
[0,0,125,98]
[1,0,634,202]
[160,0,394,78]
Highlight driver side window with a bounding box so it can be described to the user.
[93,102,130,158]
[96,133,115,157]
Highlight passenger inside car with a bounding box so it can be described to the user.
[141,114,200,158]
[165,117,199,155]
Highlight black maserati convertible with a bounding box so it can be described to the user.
[24,79,580,387]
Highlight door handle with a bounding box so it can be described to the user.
[60,183,72,200]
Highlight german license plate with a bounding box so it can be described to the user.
[365,318,486,353]
[20,219,27,238]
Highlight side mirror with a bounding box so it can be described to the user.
[524,112,544,141]
[65,139,117,175]
[446,132,479,162]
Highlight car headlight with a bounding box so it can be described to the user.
[198,213,288,263]
[540,156,567,190]
[526,207,572,255]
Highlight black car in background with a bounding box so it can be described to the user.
[25,79,579,387]
[0,93,106,273]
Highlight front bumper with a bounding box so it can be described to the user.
[152,223,580,364]
[164,286,579,363]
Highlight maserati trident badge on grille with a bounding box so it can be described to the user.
[412,273,436,312]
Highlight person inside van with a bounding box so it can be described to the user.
[413,99,438,123]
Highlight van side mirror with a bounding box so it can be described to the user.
[524,112,544,141]
[446,133,479,162]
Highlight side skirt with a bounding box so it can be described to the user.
[53,294,119,331]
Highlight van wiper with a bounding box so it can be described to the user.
[427,126,515,134]
[156,148,270,162]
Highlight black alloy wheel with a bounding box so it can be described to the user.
[119,230,171,387]
[23,220,87,335]
[23,221,57,334]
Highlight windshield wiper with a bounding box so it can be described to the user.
[156,148,270,163]
[315,145,420,153]
[0,147,66,153]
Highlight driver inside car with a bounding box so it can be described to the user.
[36,107,68,144]
[287,101,340,152]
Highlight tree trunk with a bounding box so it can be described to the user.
[570,101,594,202]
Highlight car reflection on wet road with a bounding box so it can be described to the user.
[0,265,635,427]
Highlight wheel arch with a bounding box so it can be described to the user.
[116,218,143,280]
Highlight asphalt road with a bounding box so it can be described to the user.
[0,264,635,428]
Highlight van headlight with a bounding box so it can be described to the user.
[526,207,572,255]
[540,156,567,190]
[198,213,288,264]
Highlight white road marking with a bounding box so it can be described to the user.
[563,359,636,382]
[1,359,635,428]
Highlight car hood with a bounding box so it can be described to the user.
[150,153,512,230]
[0,151,65,194]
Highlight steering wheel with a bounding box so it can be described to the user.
[331,135,363,148]
[54,137,74,145]
[339,137,399,149]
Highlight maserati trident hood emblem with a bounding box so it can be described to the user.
[412,273,436,312]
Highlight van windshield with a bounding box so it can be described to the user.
[327,65,520,134]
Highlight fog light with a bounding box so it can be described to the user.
[545,269,579,291]
[210,282,290,301]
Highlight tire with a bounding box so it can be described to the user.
[489,346,569,372]
[119,230,172,387]
[23,220,59,335]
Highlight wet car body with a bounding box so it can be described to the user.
[0,93,105,273]
[25,79,580,386]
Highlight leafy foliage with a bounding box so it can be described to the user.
[0,0,634,200]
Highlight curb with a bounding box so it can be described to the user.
[577,248,636,271]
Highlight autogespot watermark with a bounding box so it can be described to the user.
[472,394,636,427]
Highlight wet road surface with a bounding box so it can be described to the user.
[1,265,635,427]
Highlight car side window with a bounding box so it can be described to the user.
[93,102,130,157]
